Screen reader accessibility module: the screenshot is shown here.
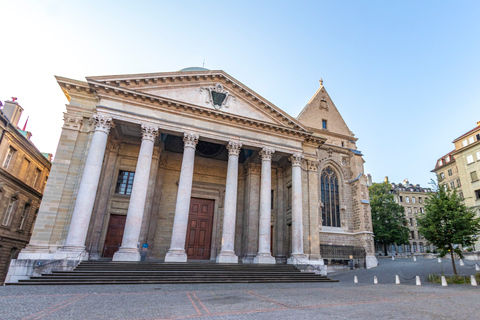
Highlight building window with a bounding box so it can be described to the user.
[467,155,474,164]
[475,189,480,200]
[419,197,422,203]
[439,172,445,180]
[477,133,480,141]
[456,179,461,187]
[438,159,443,166]
[409,218,413,226]
[420,207,424,213]
[450,181,455,189]
[419,242,424,253]
[459,191,464,200]
[468,136,474,144]
[412,197,416,203]
[2,197,18,226]
[471,171,479,182]
[321,166,340,227]
[462,140,468,147]
[405,244,411,252]
[406,196,410,203]
[115,171,135,195]
[447,169,453,176]
[446,156,450,162]
[322,119,327,130]
[32,168,41,188]
[3,147,16,169]
[18,203,31,230]
[411,231,415,239]
[477,151,480,161]
[412,242,417,252]
[399,196,403,202]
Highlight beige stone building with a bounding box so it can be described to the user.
[0,99,51,283]
[380,179,433,255]
[7,68,377,282]
[433,122,480,248]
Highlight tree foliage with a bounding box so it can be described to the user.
[369,182,410,255]
[417,181,480,274]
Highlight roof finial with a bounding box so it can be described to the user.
[319,78,323,87]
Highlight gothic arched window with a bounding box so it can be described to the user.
[321,166,340,227]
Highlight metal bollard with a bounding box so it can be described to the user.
[438,258,442,263]
[441,276,448,287]
[416,276,421,286]
[392,256,395,261]
[395,275,400,284]
[459,259,464,266]
[413,256,417,262]
[476,264,480,271]
[374,276,378,284]
[354,275,358,284]
[471,275,478,286]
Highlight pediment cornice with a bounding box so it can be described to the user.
[56,76,327,146]
[86,70,309,131]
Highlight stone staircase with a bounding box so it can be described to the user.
[8,261,338,285]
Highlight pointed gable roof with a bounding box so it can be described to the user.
[297,81,354,140]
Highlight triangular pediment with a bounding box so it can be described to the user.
[86,70,309,131]
[297,83,354,139]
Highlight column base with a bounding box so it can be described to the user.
[112,248,140,261]
[17,244,56,260]
[253,253,276,264]
[216,251,238,264]
[287,253,309,265]
[242,254,256,264]
[366,255,378,269]
[53,246,89,260]
[164,249,188,262]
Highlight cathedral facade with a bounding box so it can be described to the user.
[7,68,376,282]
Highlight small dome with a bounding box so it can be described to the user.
[179,67,210,72]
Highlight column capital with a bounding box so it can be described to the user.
[141,123,159,142]
[183,132,199,149]
[227,141,243,156]
[259,147,275,161]
[289,153,304,167]
[306,159,319,171]
[63,113,83,131]
[91,113,114,134]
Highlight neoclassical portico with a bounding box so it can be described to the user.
[7,68,378,283]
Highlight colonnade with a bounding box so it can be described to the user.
[59,113,307,263]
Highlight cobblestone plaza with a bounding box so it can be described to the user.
[2,259,479,319]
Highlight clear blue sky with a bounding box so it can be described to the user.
[1,0,479,187]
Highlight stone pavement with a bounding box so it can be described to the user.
[1,258,479,320]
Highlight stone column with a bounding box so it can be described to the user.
[56,114,114,259]
[165,132,199,262]
[307,160,321,260]
[253,147,276,264]
[275,168,286,262]
[242,163,261,263]
[288,153,308,263]
[113,124,159,261]
[216,141,242,263]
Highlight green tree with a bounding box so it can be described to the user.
[417,181,480,275]
[369,182,410,256]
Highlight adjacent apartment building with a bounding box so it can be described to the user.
[0,99,52,283]
[432,122,480,248]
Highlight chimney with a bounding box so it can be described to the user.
[2,99,24,127]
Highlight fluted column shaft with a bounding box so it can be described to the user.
[291,153,305,256]
[113,124,158,261]
[63,114,113,252]
[216,141,242,263]
[165,132,199,262]
[254,147,276,264]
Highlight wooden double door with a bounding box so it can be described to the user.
[103,214,126,258]
[185,198,215,260]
